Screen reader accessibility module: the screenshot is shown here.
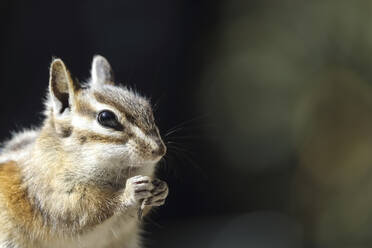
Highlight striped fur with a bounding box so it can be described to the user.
[0,56,167,248]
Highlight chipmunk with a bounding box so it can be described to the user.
[0,56,169,248]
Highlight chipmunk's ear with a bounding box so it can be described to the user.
[49,59,78,115]
[90,55,114,87]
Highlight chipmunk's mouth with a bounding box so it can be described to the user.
[130,156,162,168]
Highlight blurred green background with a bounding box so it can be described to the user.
[198,1,372,247]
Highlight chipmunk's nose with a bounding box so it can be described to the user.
[151,138,166,158]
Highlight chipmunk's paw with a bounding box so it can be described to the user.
[144,179,169,207]
[123,175,154,207]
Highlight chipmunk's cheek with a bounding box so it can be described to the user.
[123,140,140,160]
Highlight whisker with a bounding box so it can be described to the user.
[164,114,210,137]
[164,124,207,138]
[160,152,180,179]
[164,127,185,138]
[166,144,201,170]
[165,135,204,141]
[152,93,166,113]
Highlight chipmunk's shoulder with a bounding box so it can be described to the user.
[0,161,43,236]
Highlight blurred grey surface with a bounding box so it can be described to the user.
[148,212,303,248]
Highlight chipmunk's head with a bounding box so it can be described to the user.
[45,56,166,171]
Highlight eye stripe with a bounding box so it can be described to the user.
[75,130,130,144]
[71,115,123,137]
[93,91,153,132]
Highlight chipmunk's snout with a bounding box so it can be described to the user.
[151,138,166,158]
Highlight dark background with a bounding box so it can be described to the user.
[3,1,372,247]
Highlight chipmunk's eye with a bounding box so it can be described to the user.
[97,110,123,130]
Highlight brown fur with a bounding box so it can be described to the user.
[0,161,123,242]
[0,161,33,223]
[75,96,96,118]
[74,130,130,144]
[0,161,44,237]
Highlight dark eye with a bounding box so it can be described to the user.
[97,110,123,130]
